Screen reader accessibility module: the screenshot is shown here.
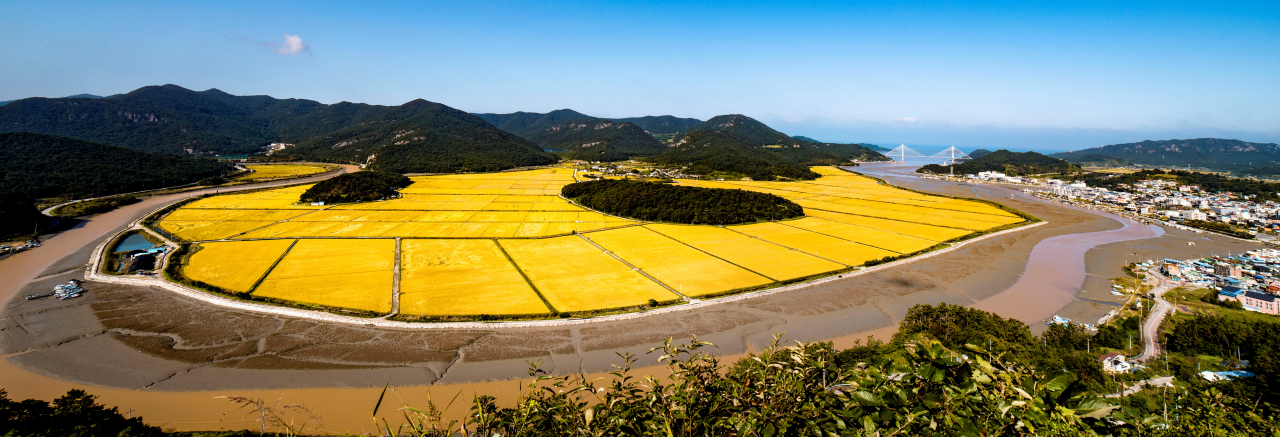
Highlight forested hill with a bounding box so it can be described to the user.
[525,118,664,161]
[685,114,802,146]
[1053,138,1280,170]
[472,109,592,139]
[0,84,557,173]
[650,130,820,180]
[608,115,702,134]
[1057,153,1134,167]
[0,94,103,106]
[275,99,557,174]
[968,148,993,158]
[0,132,234,235]
[917,149,1080,176]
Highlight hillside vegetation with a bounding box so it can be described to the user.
[650,130,821,180]
[298,171,410,204]
[1054,138,1280,170]
[609,115,702,134]
[562,179,804,224]
[526,117,664,161]
[918,149,1080,176]
[473,109,592,139]
[0,132,233,235]
[0,85,559,173]
[1057,153,1134,167]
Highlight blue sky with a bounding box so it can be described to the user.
[1,1,1277,152]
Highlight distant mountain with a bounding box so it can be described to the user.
[277,99,556,173]
[0,94,102,106]
[685,114,802,147]
[525,117,664,162]
[791,136,821,143]
[918,149,1080,176]
[1056,153,1133,167]
[473,109,591,138]
[0,132,234,235]
[609,115,702,135]
[0,85,556,173]
[968,148,993,158]
[1055,138,1280,170]
[864,144,892,152]
[651,130,819,181]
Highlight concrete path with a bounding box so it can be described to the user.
[1103,376,1175,398]
[1135,268,1179,362]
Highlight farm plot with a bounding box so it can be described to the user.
[182,239,295,293]
[729,221,899,265]
[253,239,394,313]
[235,164,332,182]
[399,239,549,316]
[644,224,844,281]
[587,226,772,297]
[500,236,677,312]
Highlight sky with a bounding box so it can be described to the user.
[1,1,1277,152]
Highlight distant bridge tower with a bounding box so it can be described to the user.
[929,147,973,176]
[885,145,925,163]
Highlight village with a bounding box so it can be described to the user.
[922,170,1280,239]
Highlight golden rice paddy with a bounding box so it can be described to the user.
[160,166,1029,317]
[234,164,333,182]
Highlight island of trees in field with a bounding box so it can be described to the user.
[561,179,804,225]
[298,171,411,204]
[918,149,1081,176]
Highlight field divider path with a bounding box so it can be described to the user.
[642,226,780,282]
[576,233,691,301]
[720,226,855,268]
[800,206,978,232]
[387,237,402,318]
[776,219,906,255]
[246,239,299,294]
[494,240,558,314]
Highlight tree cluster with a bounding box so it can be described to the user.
[299,171,410,204]
[562,179,804,225]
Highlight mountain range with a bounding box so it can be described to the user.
[524,117,665,161]
[0,85,556,173]
[1051,138,1280,170]
[918,150,1079,176]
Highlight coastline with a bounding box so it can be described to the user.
[0,162,1264,432]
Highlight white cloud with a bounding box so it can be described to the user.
[266,34,309,55]
[894,117,919,123]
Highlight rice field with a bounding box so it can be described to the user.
[234,164,332,182]
[167,166,1030,317]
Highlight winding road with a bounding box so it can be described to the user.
[1136,268,1179,362]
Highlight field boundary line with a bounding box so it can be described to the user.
[719,226,852,268]
[775,219,907,256]
[576,233,689,301]
[494,240,558,314]
[247,239,299,294]
[753,178,1024,220]
[642,226,779,282]
[387,237,402,318]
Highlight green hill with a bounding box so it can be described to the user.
[1056,153,1133,167]
[609,115,702,135]
[0,85,558,173]
[277,99,556,173]
[918,149,1080,176]
[472,109,592,138]
[525,117,664,161]
[650,130,819,180]
[686,114,802,147]
[968,148,993,158]
[1055,138,1280,170]
[0,132,234,235]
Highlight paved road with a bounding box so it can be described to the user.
[1135,268,1179,362]
[1104,376,1175,398]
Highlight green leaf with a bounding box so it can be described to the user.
[850,391,886,407]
